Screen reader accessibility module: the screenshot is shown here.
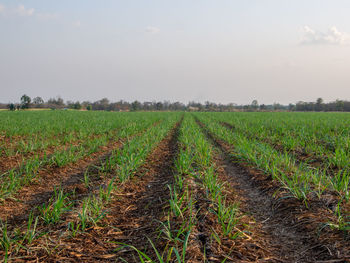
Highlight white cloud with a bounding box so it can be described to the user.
[73,20,81,27]
[301,26,350,45]
[0,4,56,20]
[145,26,160,34]
[15,4,35,16]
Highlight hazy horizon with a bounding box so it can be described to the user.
[1,0,350,105]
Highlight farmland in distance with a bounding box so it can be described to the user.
[0,110,349,262]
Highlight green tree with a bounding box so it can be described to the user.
[20,94,31,109]
[73,101,82,110]
[156,102,163,111]
[131,100,141,111]
[336,99,344,111]
[315,98,324,111]
[7,103,16,111]
[251,100,259,111]
[33,96,44,105]
[288,103,295,111]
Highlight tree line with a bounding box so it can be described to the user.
[2,95,350,112]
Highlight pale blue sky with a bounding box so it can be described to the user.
[1,0,350,104]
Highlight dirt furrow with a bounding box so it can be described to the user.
[196,119,350,263]
[0,140,122,225]
[185,176,216,262]
[220,121,349,213]
[0,132,114,174]
[0,122,161,225]
[28,120,182,262]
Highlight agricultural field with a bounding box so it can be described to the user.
[0,110,349,262]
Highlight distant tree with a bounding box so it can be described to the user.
[260,104,266,111]
[81,101,91,109]
[316,97,323,105]
[163,100,171,111]
[227,103,236,112]
[7,103,16,111]
[143,102,153,111]
[205,101,211,111]
[344,101,350,112]
[251,100,259,111]
[155,102,163,111]
[335,99,344,111]
[273,103,283,111]
[33,96,44,106]
[169,102,186,111]
[20,94,31,109]
[115,100,130,111]
[92,98,110,110]
[288,103,295,111]
[131,100,141,111]
[48,96,65,108]
[73,101,82,110]
[66,100,74,108]
[315,98,324,111]
[296,101,306,111]
[67,101,82,110]
[99,98,110,110]
[243,104,249,111]
[86,105,92,111]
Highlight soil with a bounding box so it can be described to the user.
[0,124,156,224]
[0,140,122,225]
[2,117,350,262]
[0,132,117,174]
[197,118,350,263]
[16,120,183,262]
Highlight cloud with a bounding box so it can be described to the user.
[15,4,35,16]
[73,20,81,27]
[145,26,160,34]
[301,26,350,45]
[0,4,57,20]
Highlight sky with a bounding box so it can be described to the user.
[1,0,350,105]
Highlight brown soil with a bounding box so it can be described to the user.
[2,117,349,262]
[0,140,122,225]
[197,118,350,263]
[0,145,58,173]
[184,175,218,262]
[16,120,182,262]
[0,132,117,174]
[0,124,158,224]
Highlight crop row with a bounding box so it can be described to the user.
[130,115,243,262]
[0,112,167,158]
[0,113,181,261]
[195,113,350,233]
[1,112,349,262]
[0,117,162,202]
[207,112,350,171]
